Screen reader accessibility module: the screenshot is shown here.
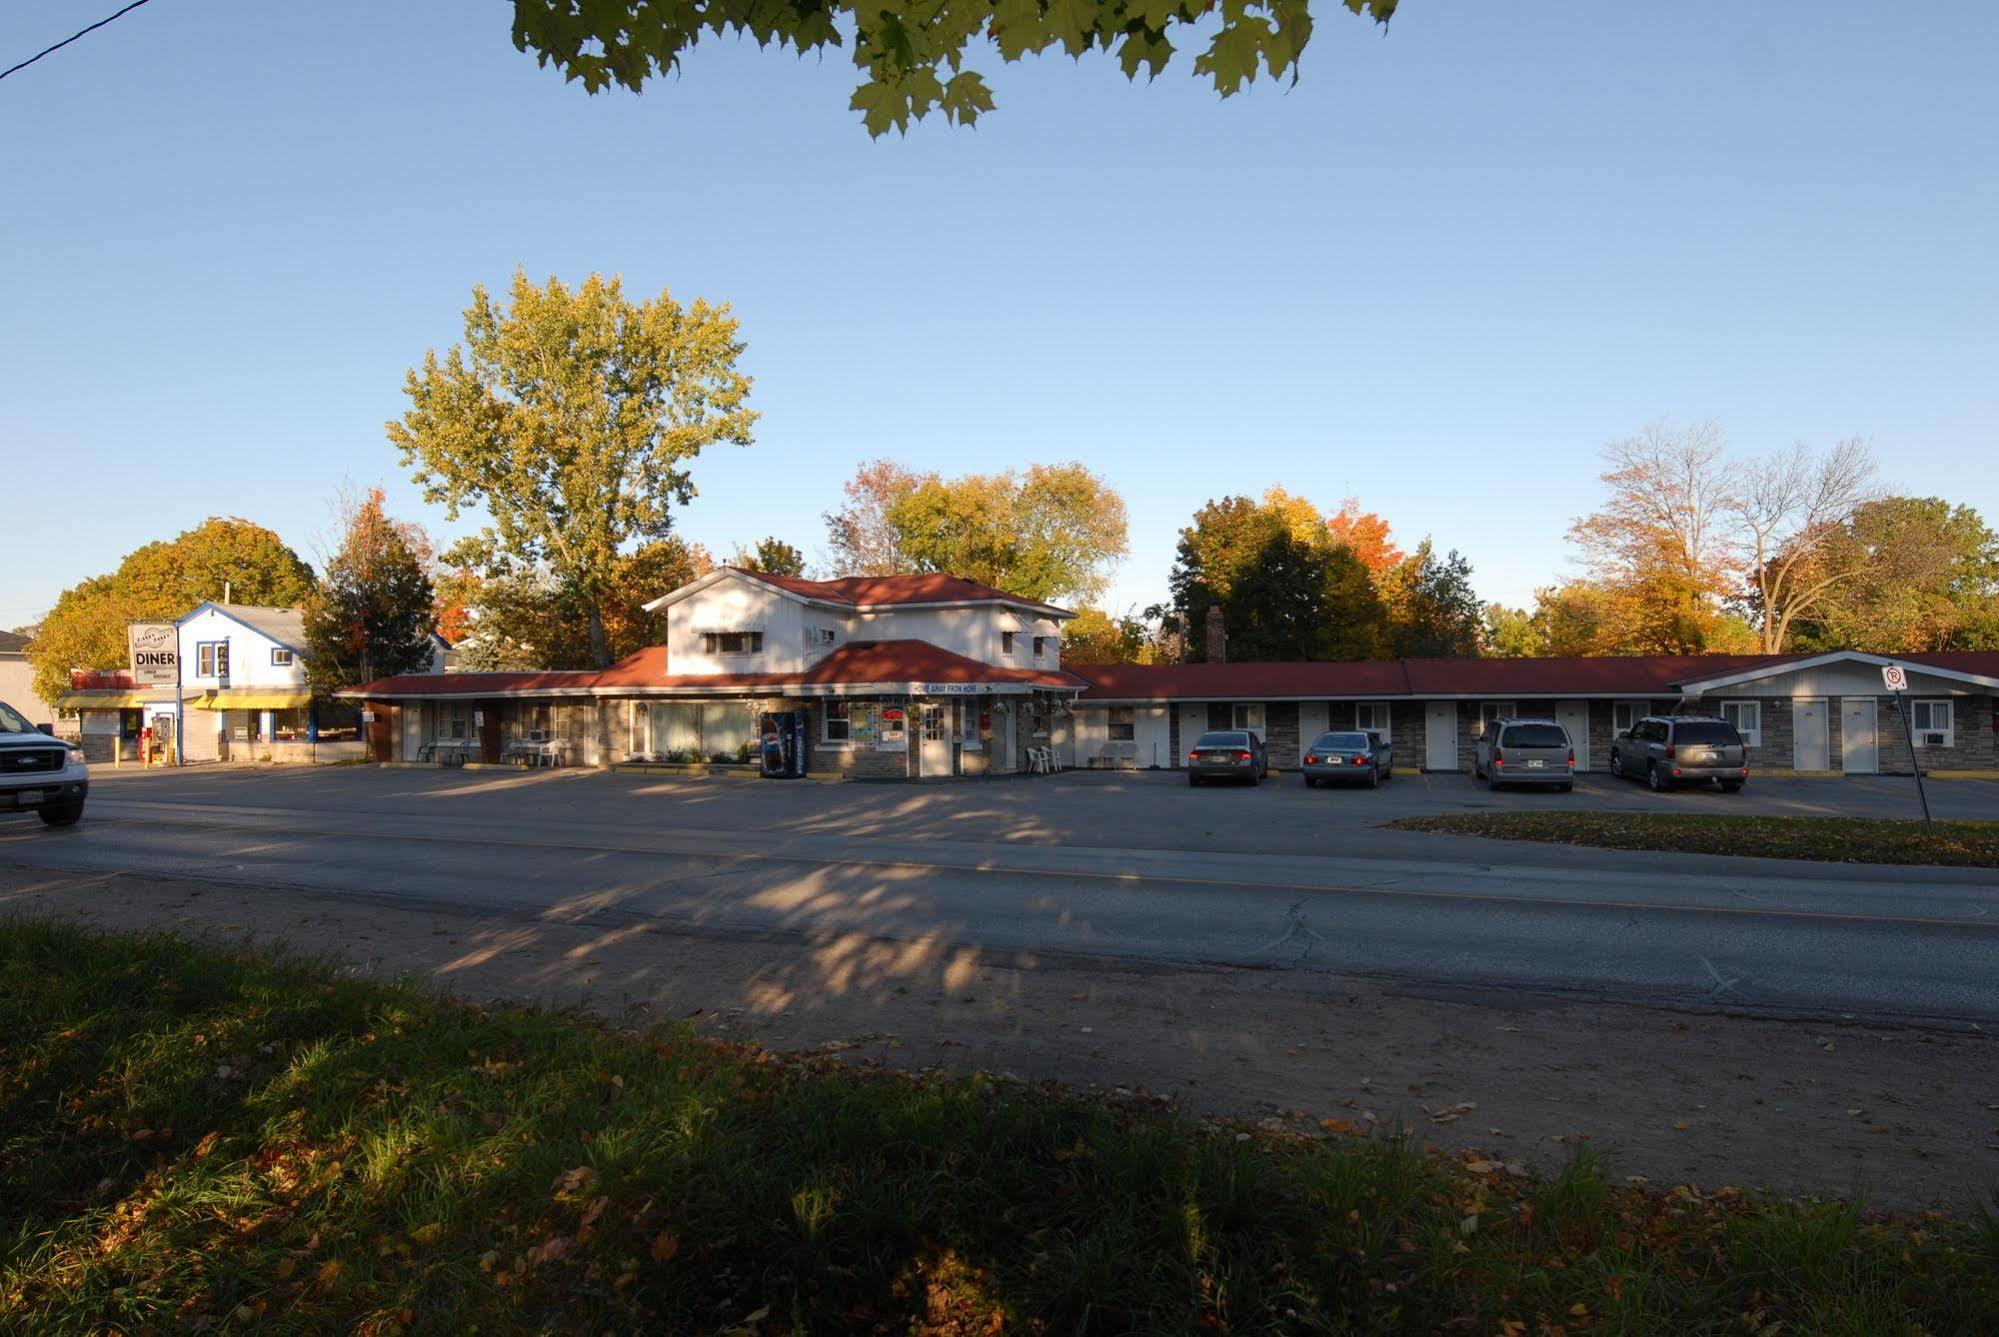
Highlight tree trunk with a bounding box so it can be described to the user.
[587,602,611,669]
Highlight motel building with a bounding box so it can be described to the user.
[348,566,1999,779]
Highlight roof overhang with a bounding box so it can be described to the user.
[641,567,852,615]
[340,681,1083,703]
[1673,650,1999,696]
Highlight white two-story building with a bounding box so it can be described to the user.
[347,569,1087,776]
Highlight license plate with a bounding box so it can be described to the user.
[6,789,45,808]
[1525,759,1544,769]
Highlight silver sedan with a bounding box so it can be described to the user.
[1302,731,1392,788]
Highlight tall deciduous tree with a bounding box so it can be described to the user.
[1170,493,1387,662]
[27,518,316,704]
[514,0,1398,136]
[1481,603,1541,658]
[1380,540,1482,657]
[1789,498,1999,653]
[1733,439,1878,651]
[1059,607,1150,664]
[825,460,1129,604]
[302,489,437,690]
[1325,498,1405,579]
[1567,420,1740,654]
[449,537,714,670]
[390,270,756,668]
[735,537,807,576]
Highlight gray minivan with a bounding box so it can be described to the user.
[1609,716,1748,792]
[1473,718,1575,791]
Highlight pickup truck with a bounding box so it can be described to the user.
[0,699,88,827]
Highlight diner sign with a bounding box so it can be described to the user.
[127,622,179,686]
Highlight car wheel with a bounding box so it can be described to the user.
[39,801,84,828]
[1609,751,1624,779]
[1304,775,1318,788]
[1557,782,1573,793]
[1647,761,1666,792]
[1188,775,1201,787]
[1720,781,1743,793]
[1366,766,1379,789]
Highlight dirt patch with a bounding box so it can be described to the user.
[4,862,1995,1209]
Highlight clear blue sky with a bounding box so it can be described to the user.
[4,1,1994,628]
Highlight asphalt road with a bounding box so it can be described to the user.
[5,766,1997,1023]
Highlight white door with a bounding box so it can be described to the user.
[1050,708,1075,768]
[1135,705,1170,769]
[919,703,952,776]
[1555,700,1591,770]
[1176,704,1207,767]
[1296,702,1329,755]
[1424,701,1458,770]
[1840,697,1877,774]
[1794,697,1829,771]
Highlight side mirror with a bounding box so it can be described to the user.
[35,723,54,736]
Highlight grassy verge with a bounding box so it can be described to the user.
[1385,812,1999,867]
[3,922,1996,1334]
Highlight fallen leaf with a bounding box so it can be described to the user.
[650,1230,681,1262]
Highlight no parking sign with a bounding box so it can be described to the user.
[1881,664,1908,692]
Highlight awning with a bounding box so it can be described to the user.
[54,690,158,710]
[188,690,314,711]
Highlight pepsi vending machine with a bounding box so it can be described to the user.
[758,711,807,777]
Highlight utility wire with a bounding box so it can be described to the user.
[0,0,155,83]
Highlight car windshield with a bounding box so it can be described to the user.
[1316,732,1373,750]
[1674,721,1741,745]
[0,701,35,735]
[1500,724,1567,748]
[1194,732,1248,749]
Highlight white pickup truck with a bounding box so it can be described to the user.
[0,699,88,827]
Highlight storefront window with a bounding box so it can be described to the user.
[824,701,852,744]
[271,708,310,742]
[959,702,981,749]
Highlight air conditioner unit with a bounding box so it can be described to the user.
[1919,731,1947,747]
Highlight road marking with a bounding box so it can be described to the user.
[33,801,1999,934]
[1700,956,1743,999]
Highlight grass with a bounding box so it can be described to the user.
[1384,812,1999,867]
[3,922,1997,1334]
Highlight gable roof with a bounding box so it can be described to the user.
[344,640,1087,700]
[0,629,28,655]
[645,567,1074,619]
[177,603,307,652]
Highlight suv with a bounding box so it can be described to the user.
[1609,716,1748,792]
[0,700,88,827]
[1473,718,1575,791]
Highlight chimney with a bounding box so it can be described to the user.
[222,580,232,605]
[1205,606,1227,664]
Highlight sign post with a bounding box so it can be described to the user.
[1880,664,1931,827]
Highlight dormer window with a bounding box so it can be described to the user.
[1031,636,1047,659]
[702,631,764,655]
[1000,631,1016,656]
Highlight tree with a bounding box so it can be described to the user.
[1567,420,1740,654]
[1169,494,1386,661]
[1481,603,1541,658]
[27,518,315,704]
[513,0,1399,136]
[448,536,713,670]
[1380,540,1481,657]
[1325,498,1404,579]
[1789,498,1999,653]
[390,270,757,668]
[826,460,1129,604]
[1734,438,1877,652]
[302,489,437,690]
[735,537,806,576]
[823,459,920,577]
[1060,607,1149,664]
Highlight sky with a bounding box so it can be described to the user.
[3,1,1995,630]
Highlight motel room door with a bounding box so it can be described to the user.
[919,703,953,776]
[1424,701,1458,770]
[1556,701,1591,770]
[1840,697,1878,774]
[1176,703,1206,767]
[1793,697,1830,771]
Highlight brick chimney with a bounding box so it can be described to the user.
[1205,606,1227,664]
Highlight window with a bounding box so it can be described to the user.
[1910,699,1954,747]
[1612,702,1643,735]
[270,648,294,667]
[823,701,852,745]
[1231,703,1265,735]
[630,702,651,752]
[921,704,945,742]
[1719,701,1761,748]
[1032,635,1047,659]
[271,707,309,742]
[1107,706,1136,742]
[1355,702,1391,741]
[1477,702,1516,738]
[959,701,981,749]
[1000,631,1016,655]
[804,626,836,648]
[195,641,229,679]
[442,704,469,740]
[702,631,763,655]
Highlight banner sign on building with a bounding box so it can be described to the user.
[918,682,984,695]
[127,622,179,686]
[876,705,908,751]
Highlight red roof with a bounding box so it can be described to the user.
[346,640,1085,699]
[730,568,1071,618]
[1072,651,1999,700]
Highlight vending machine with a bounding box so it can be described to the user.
[758,711,807,778]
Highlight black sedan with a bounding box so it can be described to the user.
[1301,730,1393,788]
[1186,730,1267,786]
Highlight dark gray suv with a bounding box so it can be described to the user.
[1609,716,1749,792]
